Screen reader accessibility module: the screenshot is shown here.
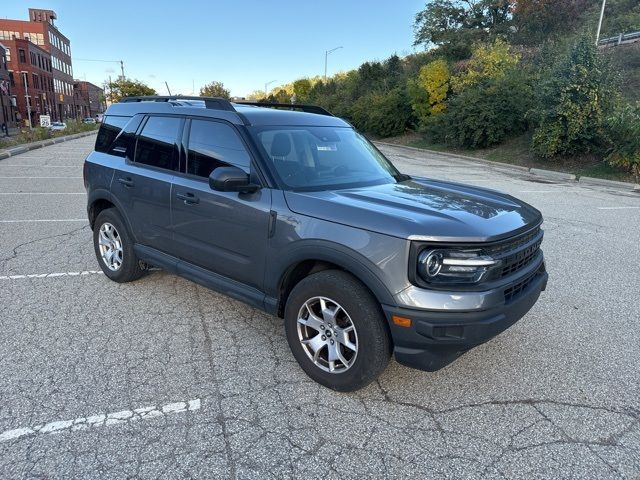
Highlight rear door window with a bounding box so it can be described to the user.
[134,116,182,171]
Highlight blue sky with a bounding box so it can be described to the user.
[3,0,425,96]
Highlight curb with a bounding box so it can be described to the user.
[579,176,640,190]
[529,168,576,182]
[0,130,97,159]
[375,141,639,190]
[374,141,530,173]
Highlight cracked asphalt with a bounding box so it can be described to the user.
[0,135,639,479]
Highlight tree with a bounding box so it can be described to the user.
[512,0,592,46]
[413,0,514,59]
[451,38,520,92]
[107,78,156,103]
[531,36,616,158]
[420,59,450,114]
[408,59,451,128]
[292,79,312,100]
[200,81,230,99]
[246,90,266,101]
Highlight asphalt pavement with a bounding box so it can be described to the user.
[0,134,638,479]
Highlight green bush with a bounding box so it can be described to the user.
[423,74,533,149]
[605,103,640,182]
[350,88,412,138]
[530,36,616,158]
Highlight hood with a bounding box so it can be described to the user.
[284,177,542,242]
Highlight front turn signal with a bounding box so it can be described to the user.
[391,315,412,328]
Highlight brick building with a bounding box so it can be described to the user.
[74,81,105,119]
[2,38,54,127]
[0,43,14,131]
[0,8,75,121]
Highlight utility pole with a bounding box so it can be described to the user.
[324,46,343,83]
[22,72,32,130]
[596,0,607,46]
[264,79,276,98]
[120,60,125,80]
[165,81,172,96]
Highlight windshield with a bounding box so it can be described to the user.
[250,126,402,191]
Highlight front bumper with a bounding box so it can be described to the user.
[382,263,548,371]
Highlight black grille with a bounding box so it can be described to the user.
[504,264,545,303]
[482,227,543,279]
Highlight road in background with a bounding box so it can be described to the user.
[0,135,638,479]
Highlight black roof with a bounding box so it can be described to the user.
[106,96,350,128]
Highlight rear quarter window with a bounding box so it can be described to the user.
[95,115,131,153]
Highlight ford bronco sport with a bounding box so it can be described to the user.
[84,96,548,391]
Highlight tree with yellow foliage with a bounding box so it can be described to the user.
[451,39,519,92]
[408,59,451,127]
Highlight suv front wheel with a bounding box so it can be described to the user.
[284,270,391,391]
[93,208,144,283]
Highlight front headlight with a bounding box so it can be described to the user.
[417,248,498,285]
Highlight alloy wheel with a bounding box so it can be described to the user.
[296,296,359,373]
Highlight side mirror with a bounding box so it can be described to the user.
[209,166,260,193]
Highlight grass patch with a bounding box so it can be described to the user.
[381,131,637,184]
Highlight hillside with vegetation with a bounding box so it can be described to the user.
[253,0,640,182]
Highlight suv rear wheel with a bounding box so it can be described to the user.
[93,208,144,283]
[284,270,391,391]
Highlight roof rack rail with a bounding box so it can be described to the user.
[120,95,235,111]
[235,102,333,117]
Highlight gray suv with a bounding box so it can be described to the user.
[84,96,548,391]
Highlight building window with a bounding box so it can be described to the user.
[19,49,26,63]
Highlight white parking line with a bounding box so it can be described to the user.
[0,219,87,223]
[518,190,556,193]
[597,206,640,210]
[0,398,201,444]
[0,270,103,280]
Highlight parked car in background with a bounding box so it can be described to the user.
[83,117,97,124]
[49,122,66,131]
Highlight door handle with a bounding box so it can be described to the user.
[117,177,134,188]
[176,192,200,205]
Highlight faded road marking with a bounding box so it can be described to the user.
[0,399,201,444]
[597,206,640,210]
[0,270,103,280]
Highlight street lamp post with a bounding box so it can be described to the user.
[21,72,32,130]
[264,79,277,98]
[595,0,607,46]
[324,46,343,83]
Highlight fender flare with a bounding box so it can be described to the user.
[87,189,136,241]
[267,239,396,307]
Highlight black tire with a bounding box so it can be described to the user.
[284,270,392,392]
[93,208,144,283]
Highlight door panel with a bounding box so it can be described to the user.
[111,162,174,253]
[171,176,272,290]
[110,115,181,254]
[171,118,271,290]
